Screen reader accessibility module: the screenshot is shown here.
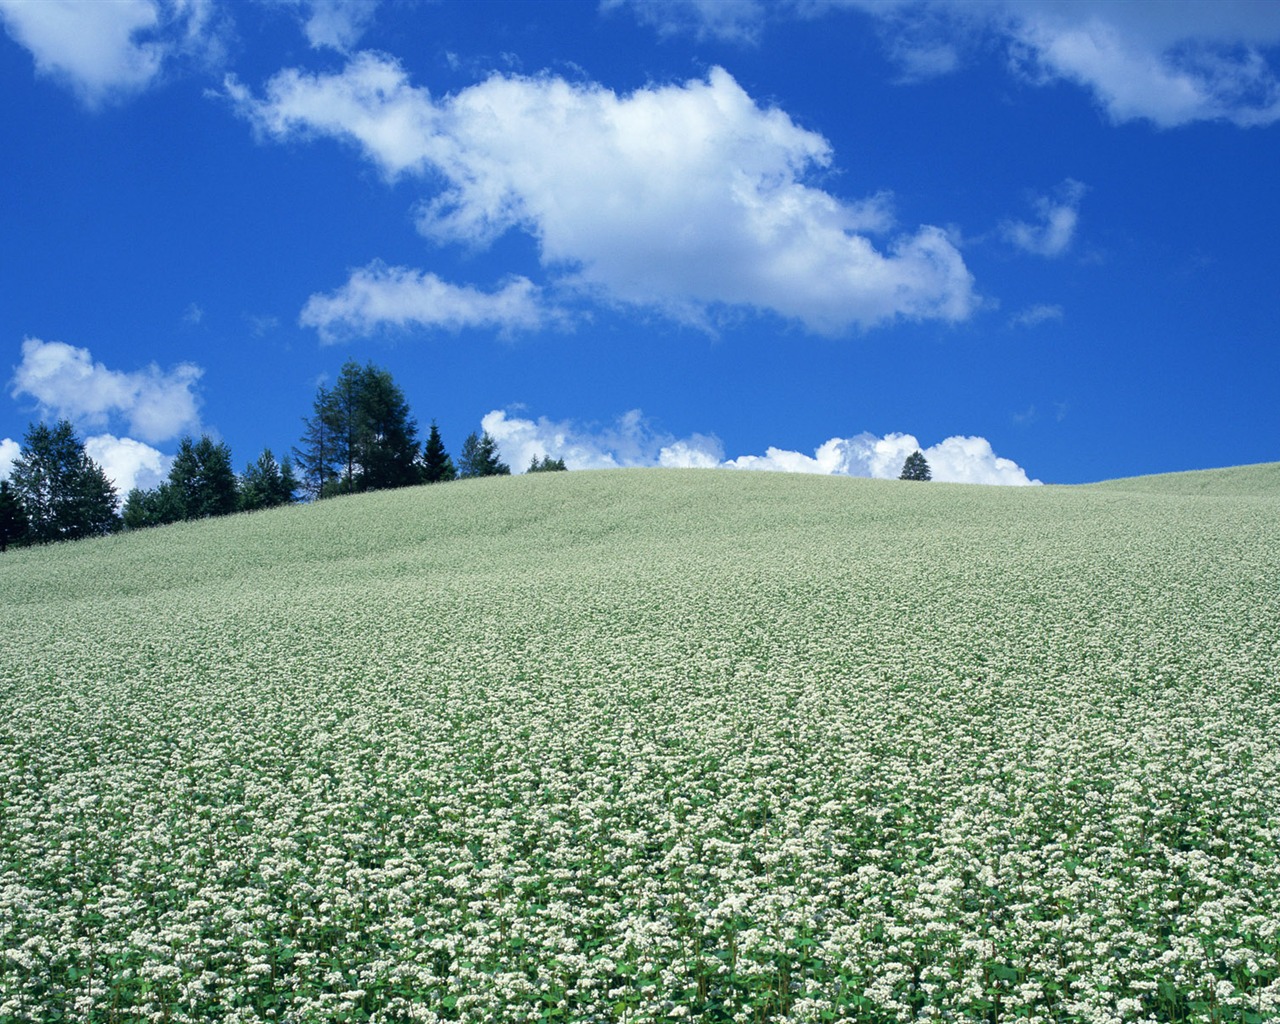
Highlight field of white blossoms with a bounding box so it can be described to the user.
[2,466,1278,1024]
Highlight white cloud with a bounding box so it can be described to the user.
[0,437,18,480]
[629,1,1280,127]
[83,433,171,500]
[481,408,719,472]
[300,263,557,342]
[229,58,977,334]
[481,408,1038,484]
[601,0,767,44]
[10,338,202,444]
[0,0,224,107]
[1002,179,1086,257]
[1009,303,1064,328]
[299,0,378,52]
[1003,1,1280,128]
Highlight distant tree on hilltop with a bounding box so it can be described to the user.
[900,450,932,481]
[298,362,420,496]
[527,454,567,473]
[239,448,298,512]
[420,421,457,483]
[458,431,510,478]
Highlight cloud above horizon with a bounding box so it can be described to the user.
[617,0,1280,128]
[0,0,225,108]
[301,263,558,342]
[228,57,976,336]
[11,338,203,445]
[482,408,1039,484]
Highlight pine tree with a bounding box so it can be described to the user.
[294,383,338,500]
[899,450,932,481]
[169,435,238,518]
[9,420,120,542]
[0,479,29,552]
[122,482,184,530]
[357,365,420,490]
[421,421,457,483]
[302,362,421,496]
[239,448,298,512]
[527,454,568,473]
[458,430,510,478]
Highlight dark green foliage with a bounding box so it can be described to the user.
[356,364,420,491]
[239,449,299,512]
[458,430,510,478]
[169,436,239,518]
[8,420,120,543]
[420,421,457,483]
[294,383,339,500]
[527,454,568,473]
[300,362,420,496]
[900,450,932,481]
[122,482,184,530]
[0,479,29,551]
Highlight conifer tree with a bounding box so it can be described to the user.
[458,430,510,478]
[899,450,932,481]
[9,420,119,542]
[294,383,338,499]
[239,448,298,512]
[421,421,457,483]
[169,435,238,518]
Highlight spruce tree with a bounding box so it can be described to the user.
[899,450,932,481]
[421,421,457,483]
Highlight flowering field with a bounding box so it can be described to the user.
[2,467,1278,1024]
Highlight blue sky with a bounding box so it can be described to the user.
[2,0,1277,492]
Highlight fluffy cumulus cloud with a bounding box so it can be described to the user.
[1002,179,1086,258]
[300,263,557,342]
[0,436,19,480]
[83,433,171,498]
[0,0,224,107]
[482,408,1038,484]
[11,337,202,445]
[229,57,976,335]
[619,1,1280,128]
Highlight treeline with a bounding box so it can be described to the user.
[0,359,564,552]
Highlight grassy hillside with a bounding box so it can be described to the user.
[1088,460,1280,495]
[3,469,1278,1023]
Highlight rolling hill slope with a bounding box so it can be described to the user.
[3,468,1278,1022]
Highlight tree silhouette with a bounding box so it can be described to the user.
[899,450,932,481]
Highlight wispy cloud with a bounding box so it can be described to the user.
[1002,180,1086,258]
[10,337,203,445]
[483,408,1039,484]
[1009,303,1064,328]
[296,0,378,53]
[617,1,1280,128]
[300,263,559,343]
[228,57,976,336]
